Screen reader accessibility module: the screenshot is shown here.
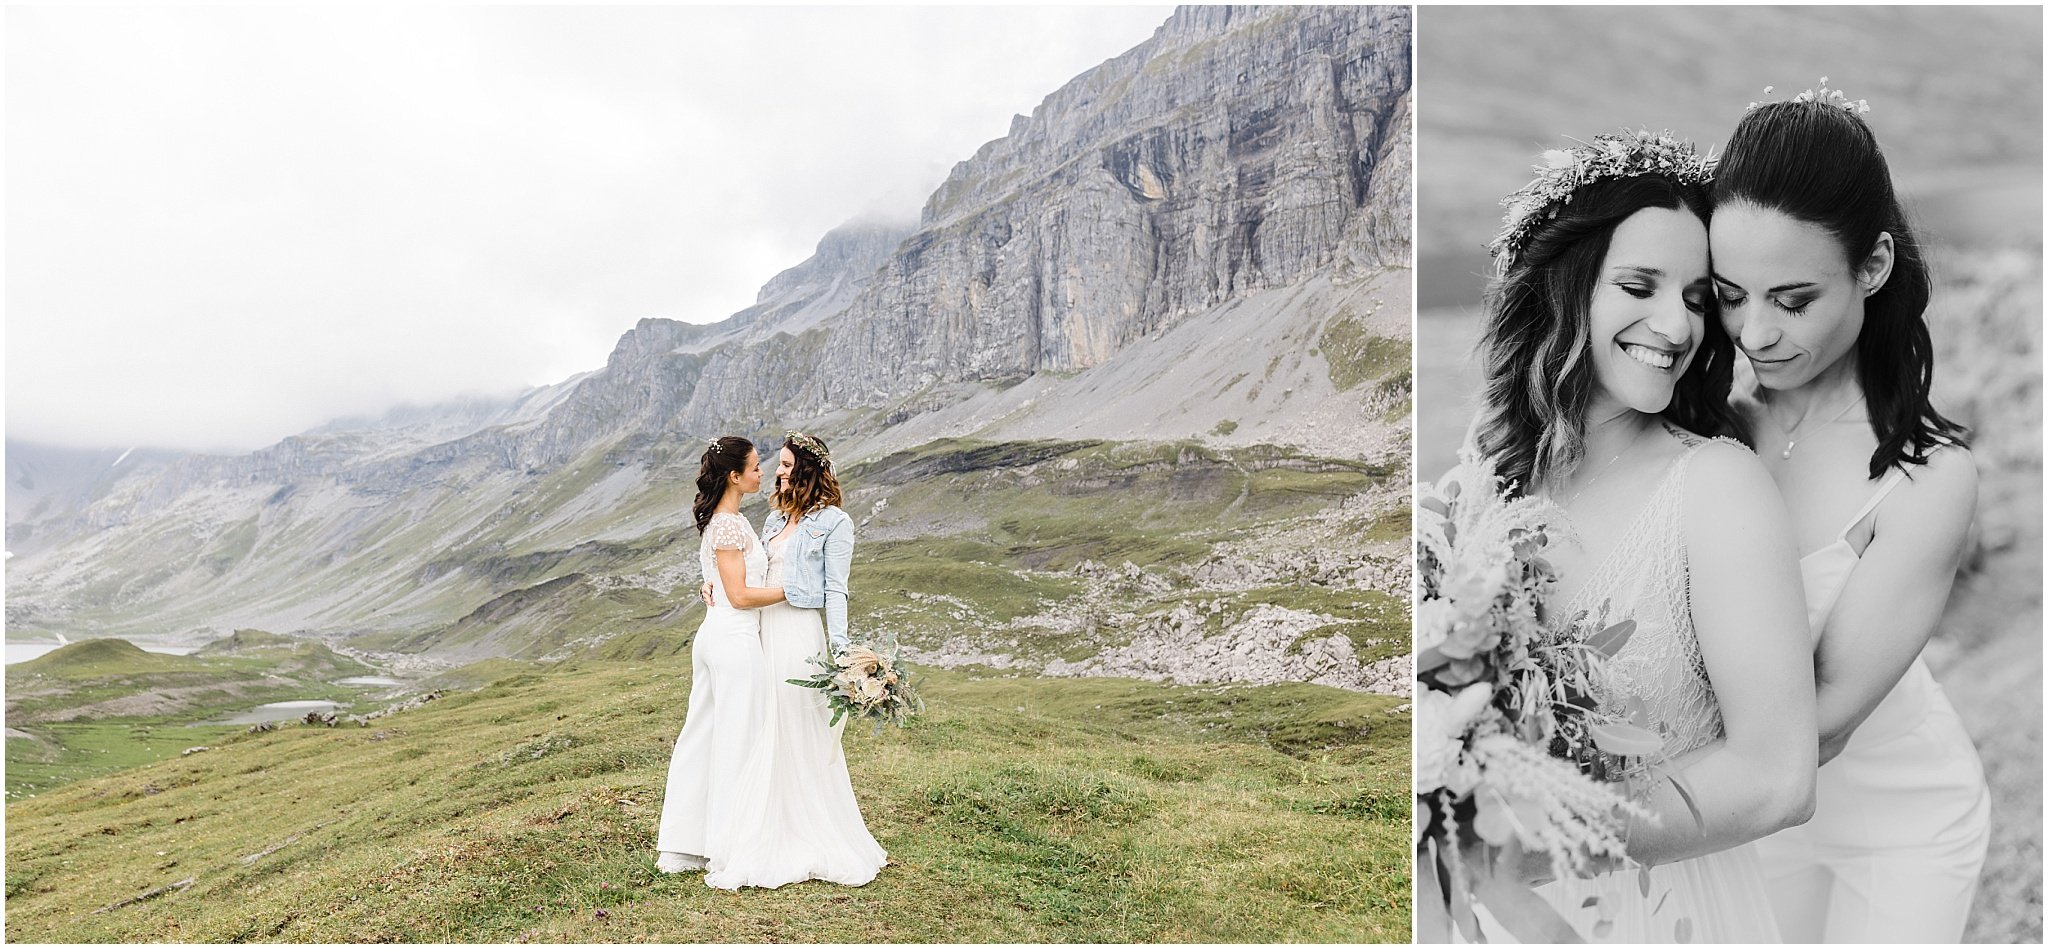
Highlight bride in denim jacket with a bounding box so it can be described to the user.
[756,432,854,657]
[702,431,886,889]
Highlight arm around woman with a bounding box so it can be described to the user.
[1628,440,1817,865]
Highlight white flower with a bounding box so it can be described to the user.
[1415,682,1495,795]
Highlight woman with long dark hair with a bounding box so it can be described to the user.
[1714,83,1989,942]
[654,436,786,875]
[1472,131,1816,940]
[706,431,885,889]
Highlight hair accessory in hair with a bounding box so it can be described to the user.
[784,431,831,465]
[1747,77,1871,115]
[1490,129,1714,273]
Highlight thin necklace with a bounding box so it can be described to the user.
[1556,426,1646,505]
[1778,395,1865,460]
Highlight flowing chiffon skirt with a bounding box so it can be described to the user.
[704,601,886,889]
[1537,844,1783,942]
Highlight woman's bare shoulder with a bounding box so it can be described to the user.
[1682,436,1779,510]
[1889,444,1978,527]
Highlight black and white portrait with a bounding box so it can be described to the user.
[1413,6,2041,943]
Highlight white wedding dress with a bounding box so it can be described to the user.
[1754,465,1990,942]
[704,527,886,890]
[1533,436,1783,942]
[654,512,767,869]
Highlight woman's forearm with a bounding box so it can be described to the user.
[1621,743,1814,865]
[727,585,786,609]
[713,548,785,609]
[1815,680,1880,765]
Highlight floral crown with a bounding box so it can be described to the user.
[1489,129,1715,272]
[783,431,831,466]
[1748,77,1871,115]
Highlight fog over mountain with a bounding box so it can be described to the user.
[5,5,1175,452]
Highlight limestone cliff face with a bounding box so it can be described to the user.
[673,5,1412,425]
[507,4,1412,466]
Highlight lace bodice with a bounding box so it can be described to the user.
[700,513,767,609]
[1559,436,1734,767]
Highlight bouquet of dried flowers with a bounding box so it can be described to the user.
[787,639,924,734]
[1414,449,1693,942]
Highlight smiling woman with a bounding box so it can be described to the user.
[1469,137,1741,496]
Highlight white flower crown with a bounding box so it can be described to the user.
[1489,129,1716,272]
[1748,77,1871,115]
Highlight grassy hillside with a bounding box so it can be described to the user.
[6,637,377,800]
[4,663,1411,942]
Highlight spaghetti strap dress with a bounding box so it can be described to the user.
[1754,466,1991,943]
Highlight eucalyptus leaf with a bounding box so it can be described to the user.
[1585,619,1635,657]
[1469,868,1587,943]
[1668,770,1706,831]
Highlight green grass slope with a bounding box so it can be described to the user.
[3,664,1411,943]
[11,638,190,680]
[6,637,377,800]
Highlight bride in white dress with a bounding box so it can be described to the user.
[1469,132,1818,942]
[1712,91,1990,942]
[656,437,786,871]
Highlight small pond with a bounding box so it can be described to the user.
[210,699,350,726]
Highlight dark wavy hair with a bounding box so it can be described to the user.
[774,435,843,521]
[1713,100,1966,478]
[1475,174,1747,496]
[692,436,755,533]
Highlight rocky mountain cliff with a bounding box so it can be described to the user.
[6,6,1412,693]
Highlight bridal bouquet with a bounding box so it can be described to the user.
[787,639,925,734]
[1414,449,1682,942]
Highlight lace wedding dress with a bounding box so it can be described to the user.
[655,512,767,870]
[704,527,886,889]
[1534,436,1783,942]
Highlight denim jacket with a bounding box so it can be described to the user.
[760,504,853,653]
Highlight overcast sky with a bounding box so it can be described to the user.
[6,5,1173,453]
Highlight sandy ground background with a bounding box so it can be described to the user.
[1414,7,2043,940]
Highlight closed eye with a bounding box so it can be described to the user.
[1618,282,1654,299]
